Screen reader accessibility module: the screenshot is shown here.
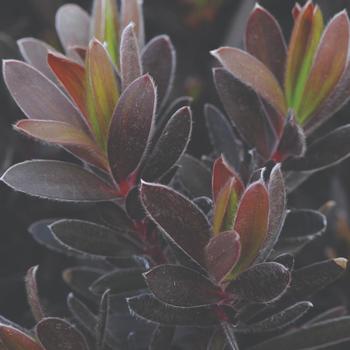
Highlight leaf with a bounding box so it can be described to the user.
[96,290,110,350]
[120,23,142,90]
[3,60,86,129]
[248,316,350,350]
[237,301,313,334]
[231,181,269,277]
[211,48,287,116]
[142,35,176,109]
[227,262,290,303]
[298,11,350,122]
[55,4,90,53]
[47,52,87,117]
[121,0,144,47]
[36,318,88,350]
[245,4,286,84]
[255,164,286,263]
[149,326,175,350]
[284,124,350,172]
[25,266,45,322]
[221,323,240,350]
[204,104,242,171]
[108,74,156,184]
[86,39,119,146]
[1,160,117,202]
[285,258,348,300]
[304,306,347,326]
[90,267,146,295]
[141,106,192,182]
[128,294,230,327]
[17,38,57,81]
[144,265,222,307]
[50,219,140,257]
[285,2,324,112]
[140,182,211,267]
[176,154,212,198]
[0,325,42,350]
[214,68,278,160]
[205,231,241,283]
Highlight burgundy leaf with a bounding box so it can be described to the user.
[142,35,176,109]
[205,231,241,283]
[0,325,42,350]
[25,266,45,322]
[227,262,291,303]
[140,182,211,267]
[108,74,156,184]
[145,265,222,307]
[1,160,117,202]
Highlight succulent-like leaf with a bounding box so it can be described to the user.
[145,265,222,307]
[90,267,146,295]
[140,182,210,267]
[237,301,313,334]
[245,4,286,84]
[36,318,88,350]
[128,294,230,327]
[149,326,175,350]
[120,23,142,90]
[221,322,240,350]
[0,326,42,349]
[214,68,278,160]
[211,48,287,116]
[248,316,350,350]
[3,60,86,129]
[284,124,350,172]
[108,74,156,184]
[141,106,192,182]
[96,290,110,350]
[298,11,350,122]
[305,306,347,326]
[205,231,241,283]
[1,160,117,202]
[25,266,45,322]
[231,181,269,277]
[227,262,290,303]
[18,38,57,81]
[204,104,242,171]
[121,0,145,47]
[142,35,176,109]
[55,4,90,54]
[50,219,140,257]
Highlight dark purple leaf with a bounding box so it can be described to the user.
[1,160,117,202]
[140,182,210,267]
[96,290,110,350]
[141,106,192,181]
[237,301,313,334]
[227,262,290,303]
[108,74,156,184]
[205,231,241,283]
[90,267,146,295]
[25,266,45,322]
[128,294,230,327]
[120,23,142,90]
[50,219,140,258]
[221,322,240,350]
[125,186,146,220]
[149,325,175,350]
[207,329,227,350]
[204,104,242,171]
[274,254,295,270]
[284,124,350,172]
[214,68,277,160]
[248,316,350,350]
[3,60,87,130]
[55,4,90,53]
[36,318,88,350]
[304,306,347,326]
[144,265,222,307]
[142,35,176,109]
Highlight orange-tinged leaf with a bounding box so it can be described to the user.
[0,325,43,350]
[285,2,324,109]
[231,181,269,278]
[298,11,350,123]
[86,39,119,148]
[246,4,287,85]
[211,47,287,116]
[48,52,87,118]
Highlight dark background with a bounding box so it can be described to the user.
[1,0,350,329]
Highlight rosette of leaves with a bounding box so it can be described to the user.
[208,1,350,191]
[127,158,350,349]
